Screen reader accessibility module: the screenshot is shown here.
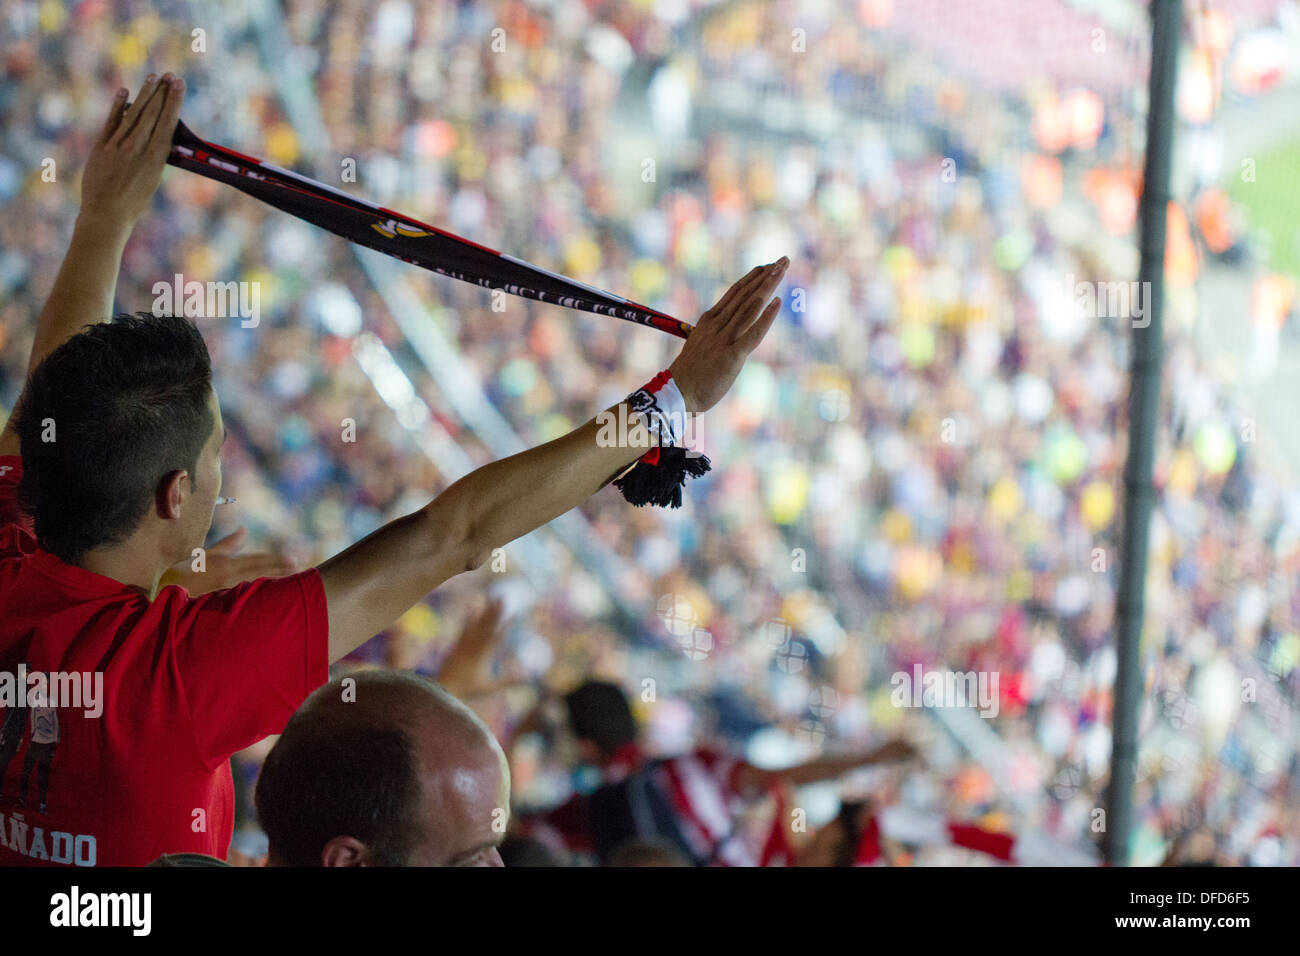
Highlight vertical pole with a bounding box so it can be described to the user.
[1105,0,1182,866]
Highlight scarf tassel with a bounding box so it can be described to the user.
[614,447,711,509]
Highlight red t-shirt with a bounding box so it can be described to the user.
[0,456,329,866]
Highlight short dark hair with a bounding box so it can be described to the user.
[564,680,638,757]
[255,685,426,867]
[13,312,214,563]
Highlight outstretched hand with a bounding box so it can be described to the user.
[669,257,788,414]
[161,527,296,596]
[79,73,185,229]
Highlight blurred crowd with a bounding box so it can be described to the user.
[1,0,1298,865]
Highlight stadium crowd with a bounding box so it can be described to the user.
[0,0,1296,865]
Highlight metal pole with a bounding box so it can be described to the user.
[1105,0,1182,866]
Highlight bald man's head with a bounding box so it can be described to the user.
[255,670,510,867]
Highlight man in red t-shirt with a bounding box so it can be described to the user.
[0,74,788,866]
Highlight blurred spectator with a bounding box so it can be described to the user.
[520,679,914,865]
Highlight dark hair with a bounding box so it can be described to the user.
[13,312,214,563]
[564,680,638,757]
[255,706,424,867]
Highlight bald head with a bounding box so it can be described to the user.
[256,670,510,867]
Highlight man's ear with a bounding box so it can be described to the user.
[320,836,370,867]
[157,469,188,520]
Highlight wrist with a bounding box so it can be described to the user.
[666,362,699,414]
[74,207,135,245]
[612,369,713,508]
[628,370,690,448]
[655,373,690,443]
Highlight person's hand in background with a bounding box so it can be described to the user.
[160,527,295,595]
[437,597,510,701]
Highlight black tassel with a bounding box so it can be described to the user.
[614,447,712,508]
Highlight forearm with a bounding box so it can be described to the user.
[440,402,653,567]
[28,212,131,375]
[320,507,467,662]
[318,253,789,664]
[737,747,900,792]
[320,396,660,662]
[773,752,885,788]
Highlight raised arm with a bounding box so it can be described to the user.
[732,737,918,794]
[0,73,184,456]
[319,258,789,662]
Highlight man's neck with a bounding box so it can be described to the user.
[78,542,167,599]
